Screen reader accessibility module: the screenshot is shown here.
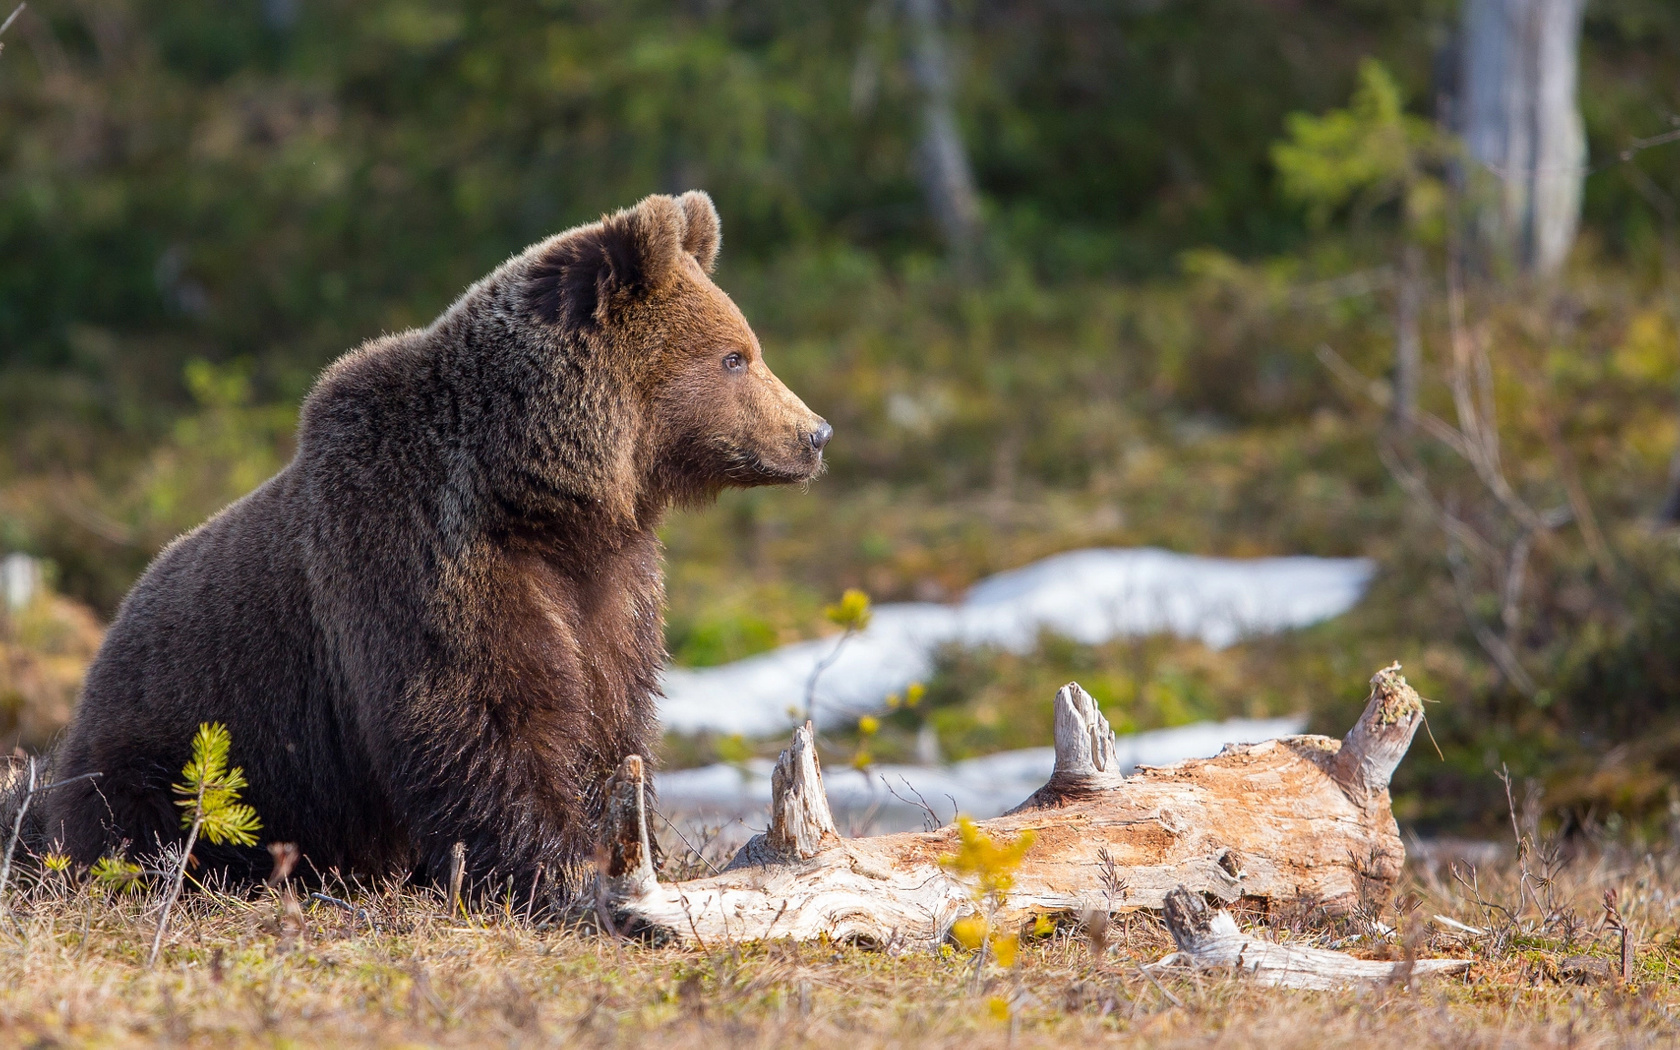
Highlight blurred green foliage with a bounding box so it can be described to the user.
[1273,59,1450,241]
[666,609,779,668]
[4,0,1676,409]
[4,0,1680,831]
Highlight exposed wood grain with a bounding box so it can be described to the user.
[1009,683,1128,812]
[595,666,1437,952]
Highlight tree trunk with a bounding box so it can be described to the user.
[904,0,981,260]
[1459,0,1586,276]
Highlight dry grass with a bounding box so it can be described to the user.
[0,836,1676,1048]
[0,594,103,754]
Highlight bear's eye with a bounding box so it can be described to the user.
[722,352,746,373]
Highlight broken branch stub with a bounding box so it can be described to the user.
[594,664,1435,951]
[1009,682,1126,812]
[1331,662,1424,807]
[722,720,842,870]
[599,754,657,901]
[765,722,838,859]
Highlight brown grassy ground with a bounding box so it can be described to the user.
[0,594,104,755]
[1,837,1677,1048]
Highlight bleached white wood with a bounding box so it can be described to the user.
[1432,914,1487,936]
[1055,682,1118,776]
[596,666,1433,950]
[763,722,838,860]
[1008,682,1132,813]
[1159,886,1471,990]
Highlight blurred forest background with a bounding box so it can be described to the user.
[3,0,1680,834]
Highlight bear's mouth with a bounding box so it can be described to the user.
[721,445,825,486]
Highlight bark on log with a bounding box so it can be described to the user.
[598,755,657,902]
[594,665,1437,955]
[1330,661,1423,805]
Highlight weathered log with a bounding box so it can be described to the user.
[1159,886,1471,989]
[594,665,1433,951]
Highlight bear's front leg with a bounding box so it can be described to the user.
[374,705,631,903]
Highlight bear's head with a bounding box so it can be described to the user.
[509,192,830,517]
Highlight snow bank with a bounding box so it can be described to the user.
[659,547,1372,736]
[654,715,1307,835]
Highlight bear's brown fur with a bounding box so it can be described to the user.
[42,192,830,894]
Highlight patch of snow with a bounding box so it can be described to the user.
[654,715,1307,835]
[659,548,1371,737]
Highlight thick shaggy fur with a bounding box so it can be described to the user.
[42,193,829,892]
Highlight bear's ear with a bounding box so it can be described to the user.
[524,195,687,328]
[677,190,721,273]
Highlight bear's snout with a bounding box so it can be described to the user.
[806,421,833,452]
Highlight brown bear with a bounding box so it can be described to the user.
[42,192,830,895]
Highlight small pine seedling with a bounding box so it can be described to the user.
[150,722,262,967]
[91,855,145,895]
[173,721,262,847]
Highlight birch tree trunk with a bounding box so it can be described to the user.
[1459,0,1587,276]
[904,0,981,260]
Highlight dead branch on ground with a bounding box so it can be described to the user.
[588,665,1470,986]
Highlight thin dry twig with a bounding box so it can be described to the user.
[0,3,23,42]
[1445,538,1539,696]
[803,626,859,727]
[1532,401,1616,580]
[881,774,945,831]
[1601,889,1636,984]
[0,768,101,911]
[1320,252,1586,701]
[1135,963,1185,1009]
[149,786,205,968]
[649,804,722,876]
[0,758,37,909]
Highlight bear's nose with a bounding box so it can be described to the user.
[807,421,833,452]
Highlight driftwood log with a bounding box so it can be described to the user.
[593,664,1444,964]
[1157,886,1470,989]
